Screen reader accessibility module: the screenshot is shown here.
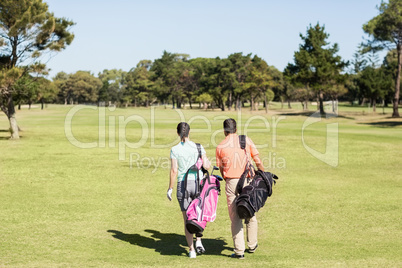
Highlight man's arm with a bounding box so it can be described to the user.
[219,167,224,177]
[216,147,224,178]
[248,137,264,171]
[253,155,264,172]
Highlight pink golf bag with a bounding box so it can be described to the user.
[185,171,222,237]
[184,144,223,237]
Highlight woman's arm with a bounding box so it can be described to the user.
[169,158,178,189]
[201,154,211,170]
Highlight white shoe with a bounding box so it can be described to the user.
[189,251,196,258]
[195,240,205,254]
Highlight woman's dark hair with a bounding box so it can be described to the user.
[223,118,237,134]
[177,122,190,142]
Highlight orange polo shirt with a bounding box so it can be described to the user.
[216,134,260,179]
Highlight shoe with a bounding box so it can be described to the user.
[189,251,196,258]
[196,246,205,254]
[249,244,258,253]
[230,253,244,259]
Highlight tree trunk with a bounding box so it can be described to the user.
[305,100,308,110]
[264,95,268,113]
[18,103,21,110]
[392,43,401,117]
[228,91,232,111]
[7,96,20,139]
[319,90,325,115]
[250,97,254,112]
[41,98,44,110]
[288,99,292,109]
[236,95,241,111]
[372,99,376,112]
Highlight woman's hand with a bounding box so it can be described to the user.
[167,188,173,201]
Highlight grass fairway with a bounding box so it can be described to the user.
[0,104,401,267]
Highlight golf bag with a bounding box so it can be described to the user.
[235,135,279,221]
[184,145,222,237]
[185,172,221,237]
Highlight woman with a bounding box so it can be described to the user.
[167,122,211,258]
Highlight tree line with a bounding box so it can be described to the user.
[1,0,401,140]
[33,24,401,115]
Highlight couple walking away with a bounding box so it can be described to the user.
[167,119,264,259]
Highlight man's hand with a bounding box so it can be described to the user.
[167,188,173,201]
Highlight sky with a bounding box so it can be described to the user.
[43,0,386,78]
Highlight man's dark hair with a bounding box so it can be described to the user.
[223,118,237,134]
[177,122,190,142]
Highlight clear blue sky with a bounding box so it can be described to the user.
[44,0,385,78]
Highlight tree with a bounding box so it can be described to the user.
[383,49,402,107]
[151,51,185,108]
[98,69,126,105]
[36,77,58,109]
[266,66,283,111]
[188,58,211,108]
[286,23,347,115]
[357,66,390,112]
[124,60,154,107]
[363,0,402,117]
[203,57,231,111]
[0,0,74,138]
[196,93,213,110]
[244,55,273,112]
[13,74,39,109]
[63,71,102,104]
[227,53,252,110]
[53,71,70,104]
[281,70,296,109]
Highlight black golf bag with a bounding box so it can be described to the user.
[234,135,279,221]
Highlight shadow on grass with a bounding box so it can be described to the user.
[277,111,354,120]
[107,229,231,256]
[360,121,402,127]
[0,129,9,139]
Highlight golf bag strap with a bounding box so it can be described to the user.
[236,135,247,194]
[238,135,255,183]
[236,168,248,195]
[195,143,203,191]
[184,143,202,199]
[239,135,246,149]
[196,143,202,159]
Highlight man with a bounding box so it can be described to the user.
[216,118,264,259]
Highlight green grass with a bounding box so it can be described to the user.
[0,104,401,267]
